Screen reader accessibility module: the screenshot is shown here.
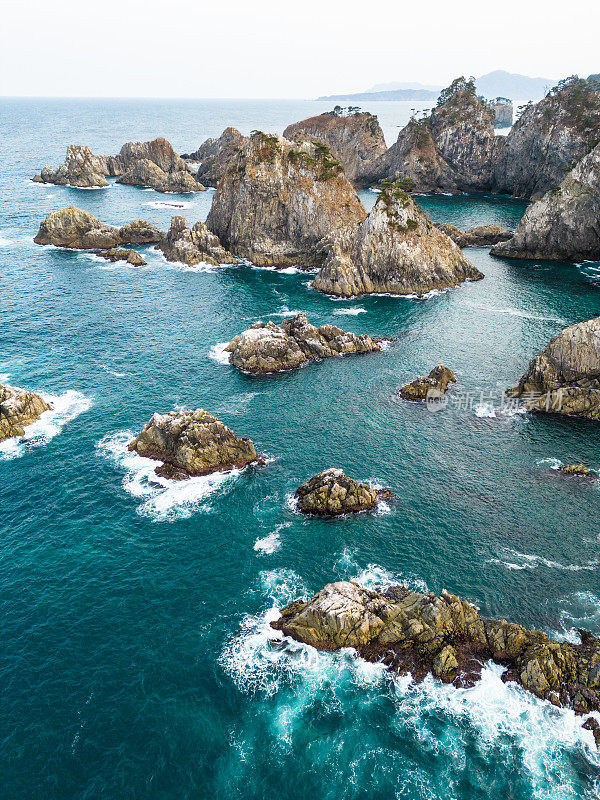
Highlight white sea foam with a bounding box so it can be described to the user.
[100,364,128,378]
[142,200,192,209]
[473,402,526,419]
[208,342,231,365]
[270,307,304,317]
[0,372,11,382]
[554,592,600,643]
[536,457,563,470]
[467,303,566,324]
[332,307,367,316]
[253,523,290,555]
[334,550,429,593]
[0,234,14,247]
[0,390,92,460]
[487,547,599,573]
[215,392,257,415]
[97,430,247,521]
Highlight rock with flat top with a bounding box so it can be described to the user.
[0,383,51,441]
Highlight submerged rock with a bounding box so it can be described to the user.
[436,223,512,247]
[0,383,51,441]
[205,132,366,268]
[34,145,110,187]
[272,581,600,720]
[224,313,384,374]
[33,207,162,249]
[491,142,600,261]
[97,248,147,266]
[559,463,597,477]
[509,316,600,419]
[127,408,261,480]
[157,216,235,266]
[294,468,392,516]
[183,127,247,187]
[283,110,387,186]
[312,183,482,298]
[400,365,456,401]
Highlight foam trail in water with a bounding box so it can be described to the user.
[253,523,290,555]
[208,342,231,365]
[270,307,304,318]
[487,547,599,573]
[0,390,92,460]
[537,457,563,470]
[333,307,367,316]
[143,200,192,209]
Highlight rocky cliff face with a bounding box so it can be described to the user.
[115,138,203,193]
[34,207,162,249]
[205,132,367,268]
[0,383,52,441]
[283,111,387,186]
[491,142,600,261]
[312,183,482,298]
[34,145,110,187]
[294,469,392,515]
[128,409,261,480]
[490,100,513,128]
[376,79,497,192]
[493,77,600,199]
[224,313,383,374]
[272,581,600,727]
[183,127,247,187]
[157,216,235,266]
[509,317,600,419]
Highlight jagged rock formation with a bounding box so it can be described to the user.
[272,581,600,733]
[489,99,513,128]
[224,313,384,374]
[375,77,497,192]
[34,207,162,249]
[491,143,600,261]
[559,464,597,477]
[283,111,387,186]
[115,138,203,193]
[0,383,51,441]
[97,248,147,266]
[128,408,261,480]
[509,317,600,419]
[312,183,482,298]
[400,365,456,401]
[294,469,392,515]
[494,77,600,199]
[33,145,111,187]
[182,127,247,187]
[157,216,235,266]
[436,223,512,247]
[205,132,367,268]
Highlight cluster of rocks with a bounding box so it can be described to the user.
[33,206,162,249]
[157,216,235,266]
[400,365,456,401]
[33,145,113,188]
[0,383,51,441]
[224,313,384,374]
[559,464,597,477]
[97,248,147,266]
[272,581,600,740]
[294,468,392,516]
[435,223,512,248]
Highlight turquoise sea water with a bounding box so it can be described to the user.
[1,98,600,800]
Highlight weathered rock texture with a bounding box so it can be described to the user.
[436,223,512,247]
[34,207,162,249]
[510,317,600,419]
[97,248,146,266]
[400,365,456,401]
[205,132,367,268]
[34,145,111,187]
[0,383,51,441]
[312,183,482,298]
[490,99,513,128]
[294,469,392,515]
[493,77,600,199]
[183,127,247,187]
[224,313,383,374]
[491,142,600,261]
[376,78,497,192]
[128,409,261,480]
[115,138,203,193]
[272,581,600,732]
[559,464,597,477]
[157,216,235,266]
[283,111,387,186]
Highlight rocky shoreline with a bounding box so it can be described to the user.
[0,383,51,441]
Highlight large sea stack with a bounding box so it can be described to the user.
[205,132,367,269]
[183,127,247,187]
[115,138,203,193]
[157,216,236,266]
[34,145,111,188]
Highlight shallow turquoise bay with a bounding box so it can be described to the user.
[1,99,599,799]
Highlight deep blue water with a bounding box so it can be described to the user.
[1,98,600,800]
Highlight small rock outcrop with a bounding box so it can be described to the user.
[559,463,597,477]
[272,581,600,733]
[115,138,203,193]
[489,98,513,128]
[0,383,51,441]
[294,469,392,516]
[183,127,247,187]
[509,317,600,419]
[491,142,600,261]
[34,207,163,249]
[34,145,111,187]
[156,216,235,266]
[205,132,367,269]
[312,183,482,298]
[400,365,456,401]
[224,313,384,374]
[435,223,512,247]
[493,76,600,199]
[127,409,261,480]
[283,110,387,186]
[97,248,147,266]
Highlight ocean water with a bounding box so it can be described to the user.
[1,98,600,800]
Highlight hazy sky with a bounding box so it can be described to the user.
[2,0,599,98]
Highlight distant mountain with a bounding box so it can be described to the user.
[474,70,554,100]
[316,88,439,102]
[368,81,443,92]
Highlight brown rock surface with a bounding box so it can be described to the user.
[0,383,51,441]
[157,216,235,266]
[400,365,456,401]
[294,469,392,516]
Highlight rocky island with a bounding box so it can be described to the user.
[436,223,512,247]
[157,216,236,266]
[33,145,111,188]
[128,409,262,480]
[34,207,162,249]
[400,365,456,401]
[294,469,393,515]
[224,313,384,374]
[97,248,147,266]
[0,383,51,441]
